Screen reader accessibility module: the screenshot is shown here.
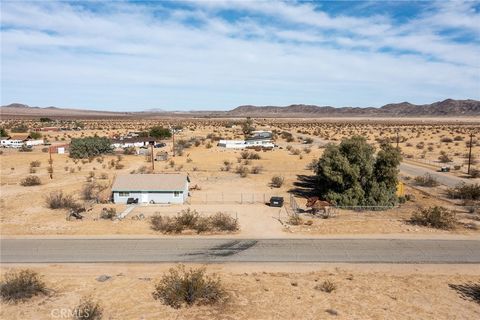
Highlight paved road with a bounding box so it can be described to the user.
[1,239,479,263]
[399,162,470,187]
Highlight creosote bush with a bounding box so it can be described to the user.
[45,191,82,211]
[414,173,439,187]
[73,296,103,320]
[20,175,41,186]
[152,265,225,309]
[150,209,238,234]
[0,269,48,302]
[447,183,480,200]
[270,175,284,188]
[315,280,336,293]
[410,206,457,229]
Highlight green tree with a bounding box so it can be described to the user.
[314,136,401,207]
[149,126,171,139]
[29,131,42,139]
[40,117,53,122]
[70,136,113,159]
[0,127,7,137]
[241,117,254,136]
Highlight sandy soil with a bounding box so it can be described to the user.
[1,120,479,237]
[0,263,479,320]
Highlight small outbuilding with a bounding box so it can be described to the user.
[111,173,190,204]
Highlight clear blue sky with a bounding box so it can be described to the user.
[1,0,479,111]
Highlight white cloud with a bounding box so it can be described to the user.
[1,0,478,110]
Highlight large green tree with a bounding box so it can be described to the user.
[314,136,401,207]
[149,126,171,139]
[70,136,113,159]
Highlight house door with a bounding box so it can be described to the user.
[141,192,149,203]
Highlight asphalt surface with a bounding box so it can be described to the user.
[399,162,469,187]
[1,239,479,263]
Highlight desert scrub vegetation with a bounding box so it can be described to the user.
[150,209,238,234]
[235,165,249,178]
[288,214,302,226]
[414,173,439,187]
[0,269,48,302]
[270,175,284,188]
[45,191,83,211]
[315,280,337,293]
[447,183,480,201]
[73,296,104,320]
[152,265,225,309]
[20,175,41,186]
[409,206,457,229]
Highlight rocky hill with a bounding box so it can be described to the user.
[227,99,480,117]
[1,99,478,119]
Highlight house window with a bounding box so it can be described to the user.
[118,192,130,197]
[173,191,180,197]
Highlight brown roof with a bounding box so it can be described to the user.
[9,134,31,141]
[112,174,188,192]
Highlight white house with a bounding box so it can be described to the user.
[111,173,190,204]
[0,135,43,148]
[217,140,247,149]
[218,131,275,149]
[110,137,156,149]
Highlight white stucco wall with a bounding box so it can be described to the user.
[113,190,186,204]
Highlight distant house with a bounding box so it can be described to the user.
[217,140,247,149]
[111,173,190,204]
[0,134,43,148]
[218,131,275,149]
[49,143,70,154]
[245,130,275,148]
[110,137,156,149]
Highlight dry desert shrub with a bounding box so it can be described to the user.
[45,191,82,211]
[235,165,249,178]
[30,160,41,168]
[414,173,439,187]
[150,209,238,234]
[20,175,41,186]
[152,265,225,309]
[410,206,457,229]
[270,175,284,188]
[0,269,48,302]
[73,296,103,320]
[315,280,337,293]
[250,165,263,174]
[288,214,302,226]
[447,183,480,200]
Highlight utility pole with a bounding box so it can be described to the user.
[172,129,175,157]
[150,142,155,171]
[48,147,53,179]
[467,132,474,175]
[396,129,400,149]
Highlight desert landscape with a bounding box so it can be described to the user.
[1,115,479,238]
[1,263,479,320]
[2,1,480,319]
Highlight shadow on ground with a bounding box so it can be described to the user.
[289,174,319,198]
[449,283,480,304]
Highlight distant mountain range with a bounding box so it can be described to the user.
[226,99,480,117]
[1,99,479,119]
